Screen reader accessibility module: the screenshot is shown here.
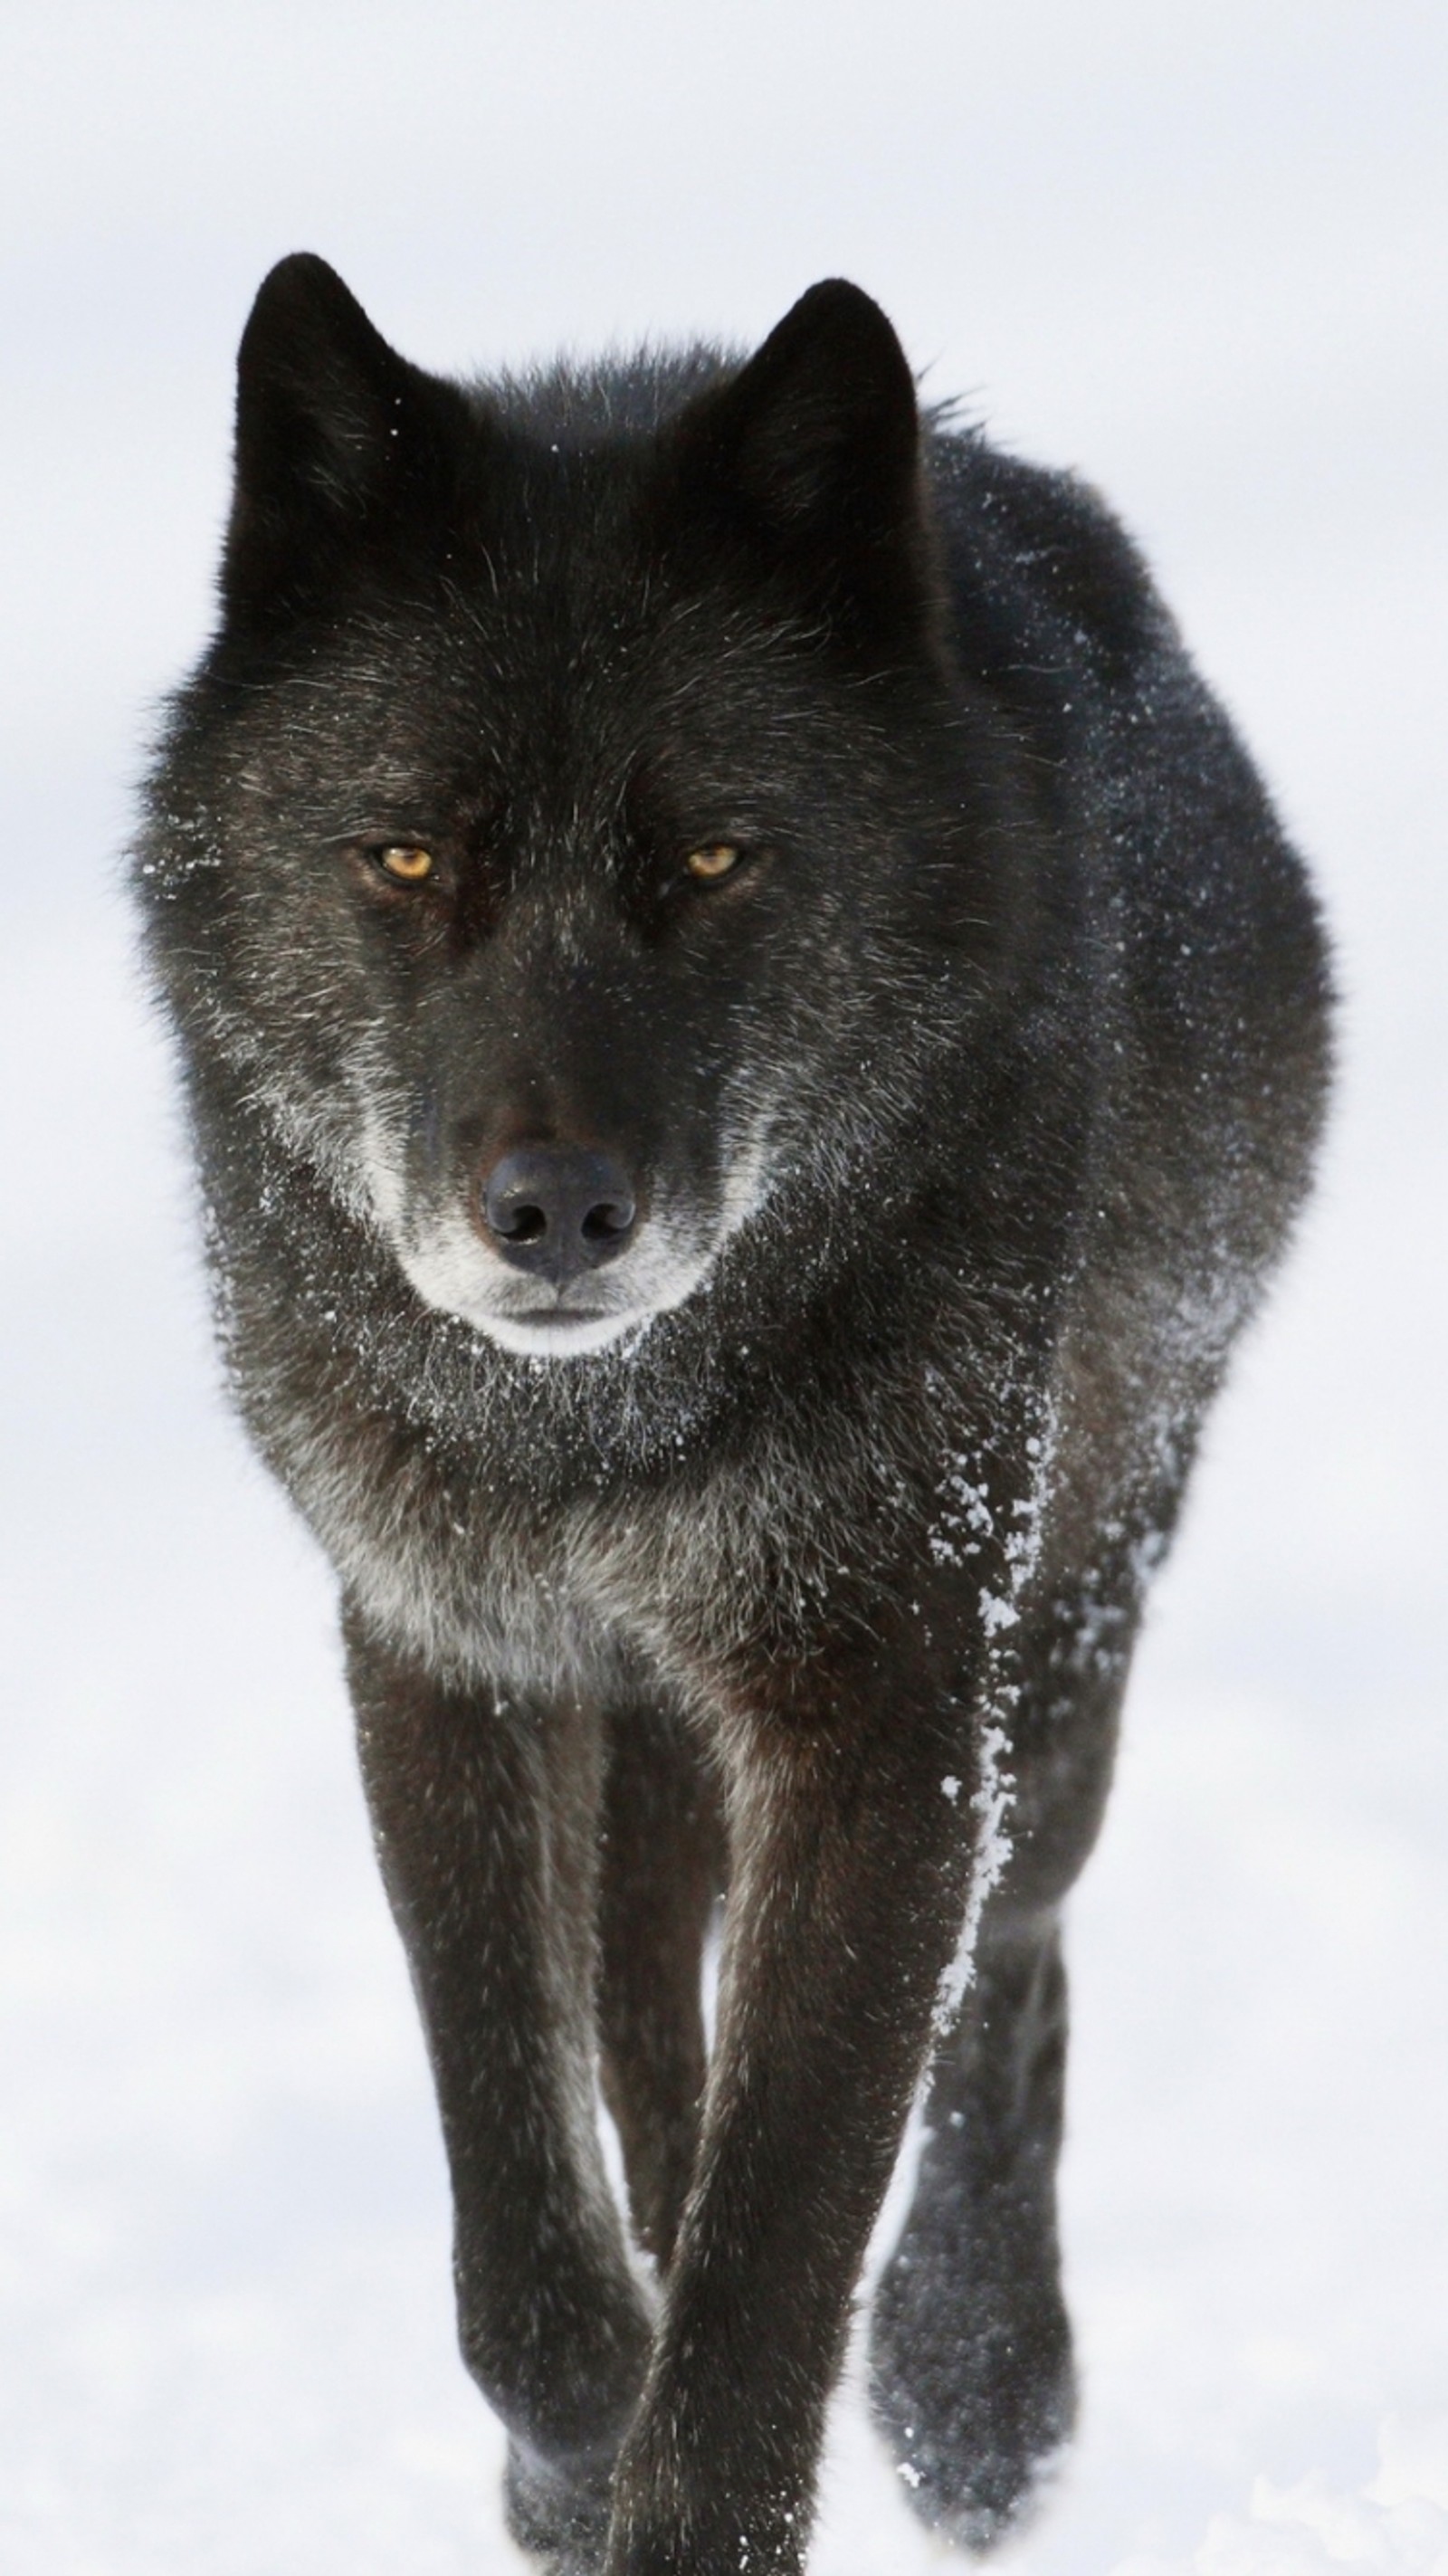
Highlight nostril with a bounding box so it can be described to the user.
[582,1194,635,1243]
[495,1198,548,1245]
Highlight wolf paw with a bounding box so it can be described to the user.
[868,2273,1076,2552]
[503,2440,614,2574]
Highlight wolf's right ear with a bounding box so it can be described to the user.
[223,253,467,625]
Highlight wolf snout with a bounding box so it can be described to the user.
[480,1145,639,1286]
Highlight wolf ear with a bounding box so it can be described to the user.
[672,280,939,654]
[223,253,464,624]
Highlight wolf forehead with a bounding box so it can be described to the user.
[212,252,951,706]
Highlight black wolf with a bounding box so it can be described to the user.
[134,254,1331,2573]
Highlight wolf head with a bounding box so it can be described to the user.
[142,257,1014,1360]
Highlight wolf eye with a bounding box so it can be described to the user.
[375,844,434,884]
[685,842,742,883]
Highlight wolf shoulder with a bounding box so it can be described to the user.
[927,425,1332,1222]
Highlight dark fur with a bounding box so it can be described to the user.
[134,256,1331,2572]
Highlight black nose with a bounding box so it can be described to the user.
[481,1146,638,1283]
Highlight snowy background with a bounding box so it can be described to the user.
[3,4,1445,2569]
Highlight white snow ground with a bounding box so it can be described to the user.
[2,5,1445,2570]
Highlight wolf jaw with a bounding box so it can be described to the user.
[354,1090,781,1359]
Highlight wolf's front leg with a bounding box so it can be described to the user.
[602,1647,990,2576]
[343,1611,653,2571]
[870,1917,1075,2549]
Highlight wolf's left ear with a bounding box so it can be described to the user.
[223,253,469,625]
[670,281,941,655]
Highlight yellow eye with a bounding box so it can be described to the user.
[685,842,741,883]
[376,844,434,883]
